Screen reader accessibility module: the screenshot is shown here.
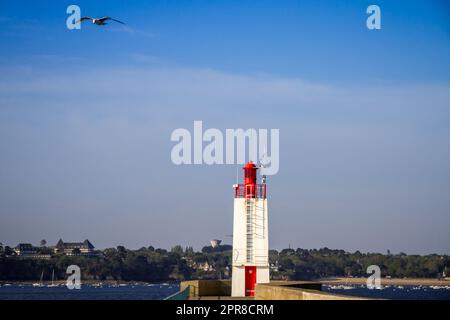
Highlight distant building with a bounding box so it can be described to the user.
[198,261,215,272]
[13,243,51,259]
[54,239,95,256]
[14,243,37,256]
[270,261,279,272]
[210,239,222,248]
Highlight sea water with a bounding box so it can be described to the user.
[323,284,450,300]
[0,282,179,300]
[1,283,450,300]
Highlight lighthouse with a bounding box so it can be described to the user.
[232,161,269,297]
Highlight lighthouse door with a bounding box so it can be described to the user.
[245,266,257,296]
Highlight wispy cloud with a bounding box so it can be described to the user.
[0,16,12,23]
[0,16,45,37]
[0,54,82,69]
[107,25,158,38]
[31,54,82,63]
[128,53,160,64]
[0,65,449,253]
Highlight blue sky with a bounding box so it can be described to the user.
[2,0,449,83]
[0,1,449,253]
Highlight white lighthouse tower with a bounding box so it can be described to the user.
[232,161,269,297]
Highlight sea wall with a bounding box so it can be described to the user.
[180,280,231,297]
[179,280,371,300]
[255,282,369,300]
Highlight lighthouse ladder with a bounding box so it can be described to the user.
[253,201,266,239]
[246,198,254,263]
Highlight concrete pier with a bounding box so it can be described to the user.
[177,280,371,300]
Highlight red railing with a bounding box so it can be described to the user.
[234,184,266,199]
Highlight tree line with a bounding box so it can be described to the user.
[0,244,448,281]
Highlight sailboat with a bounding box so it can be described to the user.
[33,270,44,287]
[47,269,57,287]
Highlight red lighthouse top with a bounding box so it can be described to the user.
[243,161,258,186]
[234,161,266,199]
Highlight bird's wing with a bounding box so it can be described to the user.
[77,17,93,23]
[103,17,125,24]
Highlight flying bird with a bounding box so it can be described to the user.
[78,16,125,26]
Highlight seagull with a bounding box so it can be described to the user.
[78,16,125,26]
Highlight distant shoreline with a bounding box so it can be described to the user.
[2,278,449,287]
[0,280,176,285]
[319,277,450,286]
